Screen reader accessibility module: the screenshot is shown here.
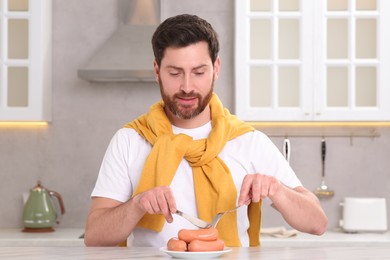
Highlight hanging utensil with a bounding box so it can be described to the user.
[314,138,335,199]
[283,137,290,164]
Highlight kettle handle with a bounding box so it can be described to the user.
[49,190,66,216]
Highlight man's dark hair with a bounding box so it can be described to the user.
[151,14,220,66]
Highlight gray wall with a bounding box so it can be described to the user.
[1,0,389,232]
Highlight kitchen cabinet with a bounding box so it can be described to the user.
[0,0,51,121]
[235,0,390,121]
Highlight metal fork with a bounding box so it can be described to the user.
[175,199,251,229]
[208,199,251,228]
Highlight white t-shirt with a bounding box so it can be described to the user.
[91,121,302,247]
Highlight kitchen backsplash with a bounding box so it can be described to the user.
[0,0,389,232]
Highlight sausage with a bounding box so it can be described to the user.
[178,228,219,243]
[188,239,225,252]
[167,237,187,251]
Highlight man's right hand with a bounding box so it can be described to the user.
[132,186,177,223]
[85,186,177,246]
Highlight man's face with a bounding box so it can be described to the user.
[154,41,220,120]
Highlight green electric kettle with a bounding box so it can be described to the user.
[22,181,66,232]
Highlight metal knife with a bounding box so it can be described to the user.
[175,210,210,229]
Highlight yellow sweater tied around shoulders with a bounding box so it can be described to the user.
[125,93,262,247]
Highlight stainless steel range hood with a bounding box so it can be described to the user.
[78,0,160,82]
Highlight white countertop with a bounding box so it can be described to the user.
[261,229,390,247]
[2,245,390,260]
[0,228,389,247]
[0,228,85,247]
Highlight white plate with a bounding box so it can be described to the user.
[160,247,232,259]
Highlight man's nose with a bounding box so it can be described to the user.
[180,75,192,93]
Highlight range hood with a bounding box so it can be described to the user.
[78,0,160,82]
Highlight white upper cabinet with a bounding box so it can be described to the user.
[235,0,390,121]
[0,0,51,121]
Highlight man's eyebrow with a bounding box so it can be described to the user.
[166,65,183,71]
[192,64,208,70]
[165,64,208,70]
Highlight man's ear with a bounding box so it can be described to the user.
[153,60,160,83]
[213,56,221,80]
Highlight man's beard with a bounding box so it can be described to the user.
[159,78,214,120]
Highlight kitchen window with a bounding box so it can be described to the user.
[235,0,390,121]
[0,0,51,121]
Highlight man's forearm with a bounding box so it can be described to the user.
[84,199,145,246]
[270,186,328,235]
